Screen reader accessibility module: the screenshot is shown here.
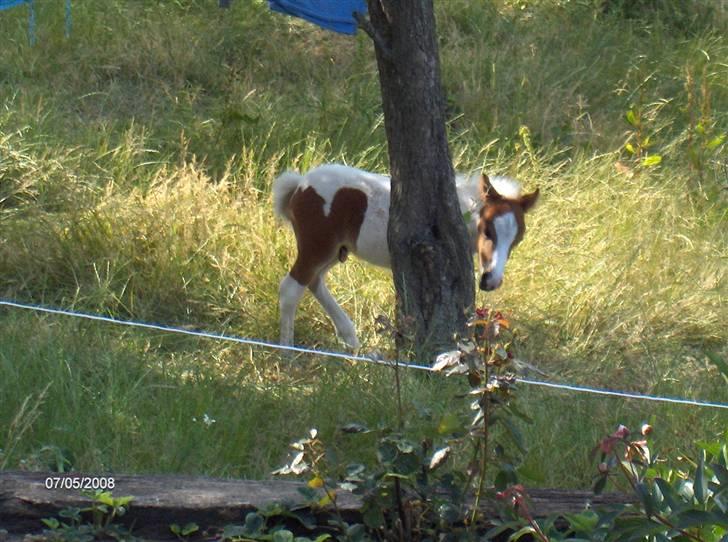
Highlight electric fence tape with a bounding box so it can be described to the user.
[1,299,726,411]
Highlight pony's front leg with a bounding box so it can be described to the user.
[309,276,360,350]
[279,273,306,346]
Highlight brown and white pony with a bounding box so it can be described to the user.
[273,164,539,349]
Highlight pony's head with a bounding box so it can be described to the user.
[477,174,539,291]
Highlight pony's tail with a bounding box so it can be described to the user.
[272,171,303,222]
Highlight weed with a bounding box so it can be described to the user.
[41,490,136,541]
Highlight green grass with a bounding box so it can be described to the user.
[0,0,726,489]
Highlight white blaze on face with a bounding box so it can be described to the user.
[484,212,518,290]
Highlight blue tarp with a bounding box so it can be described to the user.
[269,0,367,35]
[0,0,29,10]
[1,0,72,44]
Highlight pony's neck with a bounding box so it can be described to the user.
[456,172,484,251]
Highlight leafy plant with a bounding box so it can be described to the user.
[490,427,728,541]
[273,307,531,540]
[590,425,727,541]
[41,490,136,541]
[170,521,199,540]
[623,104,663,168]
[219,507,333,542]
[684,65,727,184]
[433,308,530,515]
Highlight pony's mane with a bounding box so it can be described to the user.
[488,175,522,200]
[456,172,522,206]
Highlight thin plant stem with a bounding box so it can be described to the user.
[394,358,403,432]
[470,333,492,528]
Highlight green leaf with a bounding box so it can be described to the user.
[505,402,534,424]
[272,530,295,542]
[696,449,708,505]
[625,142,636,155]
[344,463,367,482]
[340,423,370,434]
[654,478,687,513]
[676,478,695,501]
[508,525,537,540]
[437,411,462,435]
[635,482,657,517]
[641,154,662,167]
[675,509,726,529]
[494,468,518,491]
[222,524,246,539]
[181,522,199,536]
[346,523,367,542]
[706,134,726,150]
[609,515,667,539]
[393,451,420,475]
[58,507,81,521]
[42,518,60,529]
[626,109,638,127]
[484,521,523,540]
[113,495,134,508]
[564,510,599,533]
[243,511,265,536]
[297,486,319,502]
[376,440,397,465]
[286,510,317,531]
[93,491,115,506]
[362,501,385,529]
[499,417,527,455]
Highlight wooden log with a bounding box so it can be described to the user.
[0,471,634,539]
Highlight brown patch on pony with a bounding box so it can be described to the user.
[286,186,368,286]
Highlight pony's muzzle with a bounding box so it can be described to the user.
[479,272,501,291]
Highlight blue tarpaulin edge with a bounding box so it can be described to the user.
[0,0,29,10]
[269,0,367,35]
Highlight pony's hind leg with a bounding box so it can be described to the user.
[309,273,359,349]
[279,273,306,346]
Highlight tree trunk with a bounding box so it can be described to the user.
[365,0,474,357]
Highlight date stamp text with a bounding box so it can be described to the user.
[44,476,115,491]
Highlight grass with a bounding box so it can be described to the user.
[0,0,726,489]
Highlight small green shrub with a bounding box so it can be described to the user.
[41,490,135,541]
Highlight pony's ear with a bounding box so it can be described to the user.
[520,188,540,213]
[480,173,498,199]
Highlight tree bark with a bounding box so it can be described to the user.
[364,0,474,357]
